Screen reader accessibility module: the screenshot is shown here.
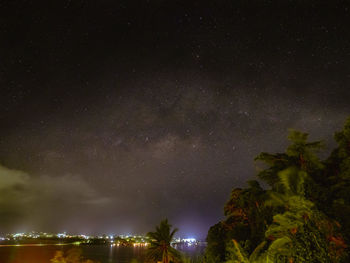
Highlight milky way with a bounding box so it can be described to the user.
[0,1,350,239]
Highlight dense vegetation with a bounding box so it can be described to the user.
[51,248,98,263]
[205,118,350,263]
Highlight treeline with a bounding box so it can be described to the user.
[205,118,350,262]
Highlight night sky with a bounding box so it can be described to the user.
[1,0,350,239]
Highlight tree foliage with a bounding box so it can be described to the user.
[206,118,350,262]
[50,248,98,263]
[146,219,182,263]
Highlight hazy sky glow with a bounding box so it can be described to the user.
[1,1,350,239]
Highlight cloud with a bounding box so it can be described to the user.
[0,164,110,233]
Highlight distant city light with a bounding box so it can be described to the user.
[0,231,201,248]
[183,238,196,243]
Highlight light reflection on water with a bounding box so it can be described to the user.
[0,244,204,263]
[0,245,145,263]
[108,245,115,263]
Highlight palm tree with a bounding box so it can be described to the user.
[257,168,337,262]
[146,219,182,263]
[255,130,324,189]
[226,168,341,263]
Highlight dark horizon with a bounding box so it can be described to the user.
[1,0,350,240]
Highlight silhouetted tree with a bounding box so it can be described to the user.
[206,120,350,263]
[205,222,227,263]
[146,219,182,263]
[324,117,350,258]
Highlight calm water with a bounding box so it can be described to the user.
[0,244,204,263]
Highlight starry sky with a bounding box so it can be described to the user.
[0,0,350,239]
